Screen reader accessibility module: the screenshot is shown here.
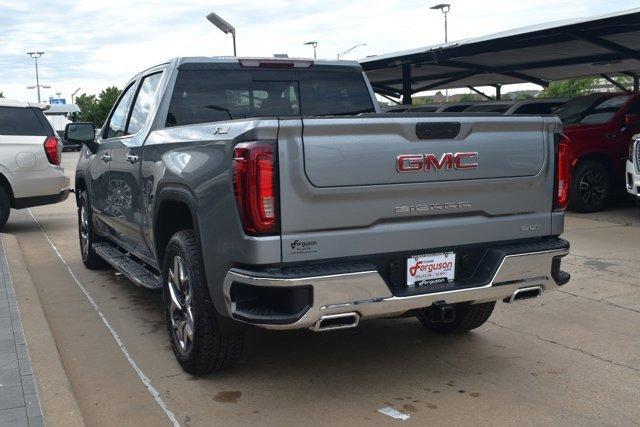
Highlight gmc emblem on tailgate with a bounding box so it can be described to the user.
[396,152,479,173]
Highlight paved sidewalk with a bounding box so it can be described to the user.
[0,240,43,427]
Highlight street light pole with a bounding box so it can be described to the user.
[430,3,450,43]
[232,33,237,57]
[337,44,367,60]
[71,87,81,104]
[304,41,318,59]
[27,51,45,103]
[444,8,448,42]
[206,13,237,56]
[430,4,451,101]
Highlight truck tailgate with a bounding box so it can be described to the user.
[304,118,544,187]
[277,116,561,263]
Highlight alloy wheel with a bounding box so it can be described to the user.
[578,169,606,207]
[167,256,194,353]
[79,204,89,258]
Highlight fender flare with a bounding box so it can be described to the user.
[152,183,202,266]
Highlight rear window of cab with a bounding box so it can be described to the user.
[165,69,375,127]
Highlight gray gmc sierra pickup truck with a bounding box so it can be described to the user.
[67,57,571,374]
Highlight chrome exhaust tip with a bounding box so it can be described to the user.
[506,286,543,303]
[311,312,359,332]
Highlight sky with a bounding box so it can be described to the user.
[0,0,636,102]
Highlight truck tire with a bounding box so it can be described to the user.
[417,301,495,333]
[569,160,610,213]
[0,187,10,230]
[163,230,244,375]
[78,192,107,269]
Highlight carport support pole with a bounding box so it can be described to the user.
[495,84,501,101]
[402,63,412,105]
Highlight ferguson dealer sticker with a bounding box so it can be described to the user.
[406,252,456,287]
[289,239,318,255]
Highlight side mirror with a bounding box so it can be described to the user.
[624,113,640,128]
[65,122,97,152]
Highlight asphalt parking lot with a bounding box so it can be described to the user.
[4,152,640,426]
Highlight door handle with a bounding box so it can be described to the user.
[125,153,139,164]
[101,153,112,162]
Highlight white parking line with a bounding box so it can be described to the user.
[28,209,181,427]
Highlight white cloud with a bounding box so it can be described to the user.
[0,0,634,101]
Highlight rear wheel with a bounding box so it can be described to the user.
[163,230,244,375]
[0,187,10,230]
[569,160,610,213]
[78,192,107,269]
[416,301,495,333]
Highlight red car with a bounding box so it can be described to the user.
[557,92,640,212]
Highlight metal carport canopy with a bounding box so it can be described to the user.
[360,8,640,102]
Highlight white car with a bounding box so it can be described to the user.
[627,135,640,207]
[0,99,70,228]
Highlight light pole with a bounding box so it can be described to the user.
[430,3,450,43]
[71,87,81,104]
[304,41,318,59]
[337,44,367,60]
[430,4,451,101]
[206,12,236,56]
[27,84,51,100]
[27,51,47,103]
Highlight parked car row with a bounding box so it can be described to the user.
[385,98,568,115]
[557,92,640,212]
[385,93,640,213]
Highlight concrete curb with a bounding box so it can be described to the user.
[2,234,85,427]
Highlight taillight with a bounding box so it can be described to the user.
[232,142,279,235]
[44,136,61,165]
[554,134,571,211]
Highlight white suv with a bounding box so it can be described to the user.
[0,99,70,228]
[627,135,640,207]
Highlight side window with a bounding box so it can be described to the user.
[128,73,163,135]
[515,103,555,115]
[104,83,136,139]
[627,99,640,115]
[0,107,50,136]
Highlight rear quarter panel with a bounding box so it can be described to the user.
[143,120,282,314]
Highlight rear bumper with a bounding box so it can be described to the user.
[14,188,70,209]
[223,238,570,330]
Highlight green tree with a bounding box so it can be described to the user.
[514,92,534,100]
[73,93,98,123]
[540,78,595,98]
[412,96,435,105]
[459,93,483,102]
[72,86,121,127]
[0,92,4,98]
